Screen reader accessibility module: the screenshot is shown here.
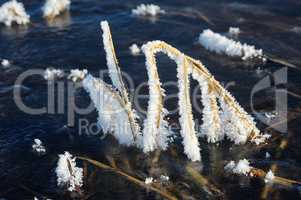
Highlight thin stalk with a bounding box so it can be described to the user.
[77,156,178,200]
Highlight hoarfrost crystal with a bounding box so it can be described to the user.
[68,69,87,82]
[56,151,83,192]
[225,159,252,175]
[44,68,64,80]
[129,44,141,55]
[144,177,154,184]
[0,0,30,26]
[228,27,240,36]
[32,139,46,154]
[199,29,264,60]
[1,59,10,67]
[132,4,165,17]
[264,170,275,183]
[43,0,71,18]
[160,175,170,182]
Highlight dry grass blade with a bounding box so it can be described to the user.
[186,165,224,197]
[250,168,301,187]
[77,156,178,200]
[265,54,299,70]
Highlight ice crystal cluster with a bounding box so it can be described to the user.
[43,0,71,18]
[76,21,268,162]
[132,4,165,17]
[32,139,46,154]
[224,159,252,175]
[199,29,264,61]
[264,170,275,183]
[44,68,64,80]
[144,177,154,185]
[68,69,87,82]
[56,152,83,192]
[0,0,30,26]
[129,44,141,55]
[1,59,10,67]
[228,27,240,36]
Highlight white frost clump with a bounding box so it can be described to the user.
[1,59,10,67]
[0,0,30,26]
[199,29,264,61]
[132,4,165,17]
[129,44,141,55]
[32,139,46,154]
[225,159,252,175]
[68,69,87,82]
[264,170,275,183]
[145,177,154,184]
[160,175,170,182]
[44,68,64,80]
[43,0,71,18]
[56,151,83,192]
[228,27,240,36]
[264,111,278,121]
[265,152,271,159]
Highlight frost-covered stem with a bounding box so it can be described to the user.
[192,70,222,142]
[142,41,201,161]
[177,55,201,161]
[142,43,168,152]
[100,21,141,142]
[100,21,128,100]
[188,59,262,142]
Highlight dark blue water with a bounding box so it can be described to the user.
[0,0,301,199]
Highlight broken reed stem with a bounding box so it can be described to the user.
[77,156,178,200]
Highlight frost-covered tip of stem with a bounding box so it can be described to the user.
[56,151,83,192]
[100,20,126,95]
[132,4,165,17]
[0,0,30,26]
[82,74,135,146]
[199,29,264,61]
[43,0,71,18]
